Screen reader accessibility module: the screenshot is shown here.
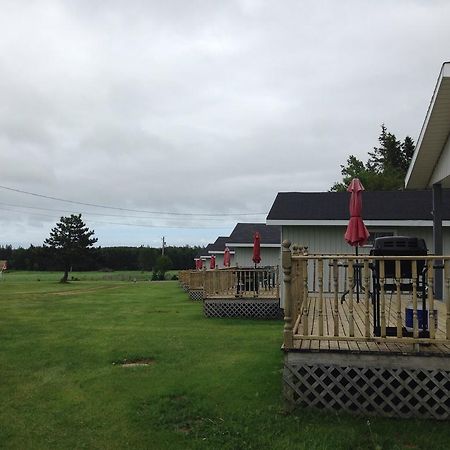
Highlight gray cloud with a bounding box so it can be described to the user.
[1,0,450,246]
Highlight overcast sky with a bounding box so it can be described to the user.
[1,0,449,248]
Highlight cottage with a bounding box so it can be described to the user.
[225,223,280,267]
[205,236,235,268]
[272,62,450,420]
[405,61,450,298]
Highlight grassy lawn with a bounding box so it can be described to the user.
[1,272,450,449]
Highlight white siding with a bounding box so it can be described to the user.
[279,225,450,307]
[429,136,450,187]
[233,247,280,268]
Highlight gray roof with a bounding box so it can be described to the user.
[266,190,450,221]
[206,236,230,252]
[227,223,281,245]
[203,236,234,255]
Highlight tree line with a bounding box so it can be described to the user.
[0,244,203,272]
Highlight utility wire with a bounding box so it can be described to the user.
[0,185,267,217]
[0,201,231,222]
[0,206,231,230]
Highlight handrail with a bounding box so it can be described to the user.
[180,266,280,299]
[282,240,450,350]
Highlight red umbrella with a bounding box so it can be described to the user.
[223,247,231,267]
[344,178,370,248]
[252,231,261,265]
[210,255,216,269]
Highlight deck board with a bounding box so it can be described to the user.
[293,292,450,355]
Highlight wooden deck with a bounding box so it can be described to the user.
[206,291,279,300]
[293,293,450,355]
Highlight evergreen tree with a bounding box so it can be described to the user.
[331,125,415,191]
[44,214,97,282]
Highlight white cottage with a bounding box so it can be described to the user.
[266,190,450,305]
[202,236,235,269]
[405,61,450,298]
[226,223,281,267]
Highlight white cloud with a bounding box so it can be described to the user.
[1,0,450,246]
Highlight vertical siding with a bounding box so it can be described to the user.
[234,247,281,267]
[279,225,450,307]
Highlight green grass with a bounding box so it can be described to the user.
[1,272,450,449]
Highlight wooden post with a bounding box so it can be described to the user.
[276,266,280,300]
[302,259,309,336]
[333,259,339,336]
[213,267,218,295]
[445,260,450,340]
[380,260,386,338]
[282,240,293,348]
[395,260,402,338]
[348,258,354,337]
[318,258,324,336]
[364,260,370,338]
[412,261,418,339]
[428,260,435,339]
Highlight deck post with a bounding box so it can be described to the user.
[347,258,354,337]
[445,260,450,340]
[428,260,435,339]
[395,260,402,338]
[302,259,309,336]
[364,260,370,338]
[333,259,339,336]
[412,261,419,339]
[213,267,218,294]
[282,240,293,348]
[318,259,324,336]
[380,260,386,338]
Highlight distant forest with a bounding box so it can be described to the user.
[0,245,203,271]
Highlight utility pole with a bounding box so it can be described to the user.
[161,236,166,256]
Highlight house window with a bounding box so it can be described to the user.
[364,230,395,247]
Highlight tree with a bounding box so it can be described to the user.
[331,125,415,192]
[152,255,172,280]
[44,214,97,282]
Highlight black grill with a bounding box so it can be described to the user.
[370,236,428,337]
[371,236,427,278]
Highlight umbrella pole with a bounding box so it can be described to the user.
[355,245,360,303]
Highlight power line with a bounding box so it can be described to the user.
[0,201,230,222]
[0,185,267,217]
[0,206,230,230]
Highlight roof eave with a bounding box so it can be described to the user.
[405,62,450,189]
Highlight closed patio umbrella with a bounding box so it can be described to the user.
[344,178,370,303]
[252,231,261,266]
[344,178,370,250]
[223,247,231,267]
[210,255,216,269]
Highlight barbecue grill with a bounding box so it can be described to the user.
[370,236,428,337]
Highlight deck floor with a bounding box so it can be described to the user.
[293,292,450,355]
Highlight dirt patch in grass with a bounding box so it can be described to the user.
[113,357,155,367]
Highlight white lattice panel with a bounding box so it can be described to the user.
[189,289,204,301]
[284,361,450,419]
[204,299,283,319]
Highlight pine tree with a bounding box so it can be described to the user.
[331,125,415,191]
[44,214,97,282]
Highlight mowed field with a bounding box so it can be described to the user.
[1,272,450,450]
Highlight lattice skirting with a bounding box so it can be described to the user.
[189,289,204,301]
[283,351,450,419]
[204,299,283,319]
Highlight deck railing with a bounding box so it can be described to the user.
[179,266,280,299]
[282,240,450,350]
